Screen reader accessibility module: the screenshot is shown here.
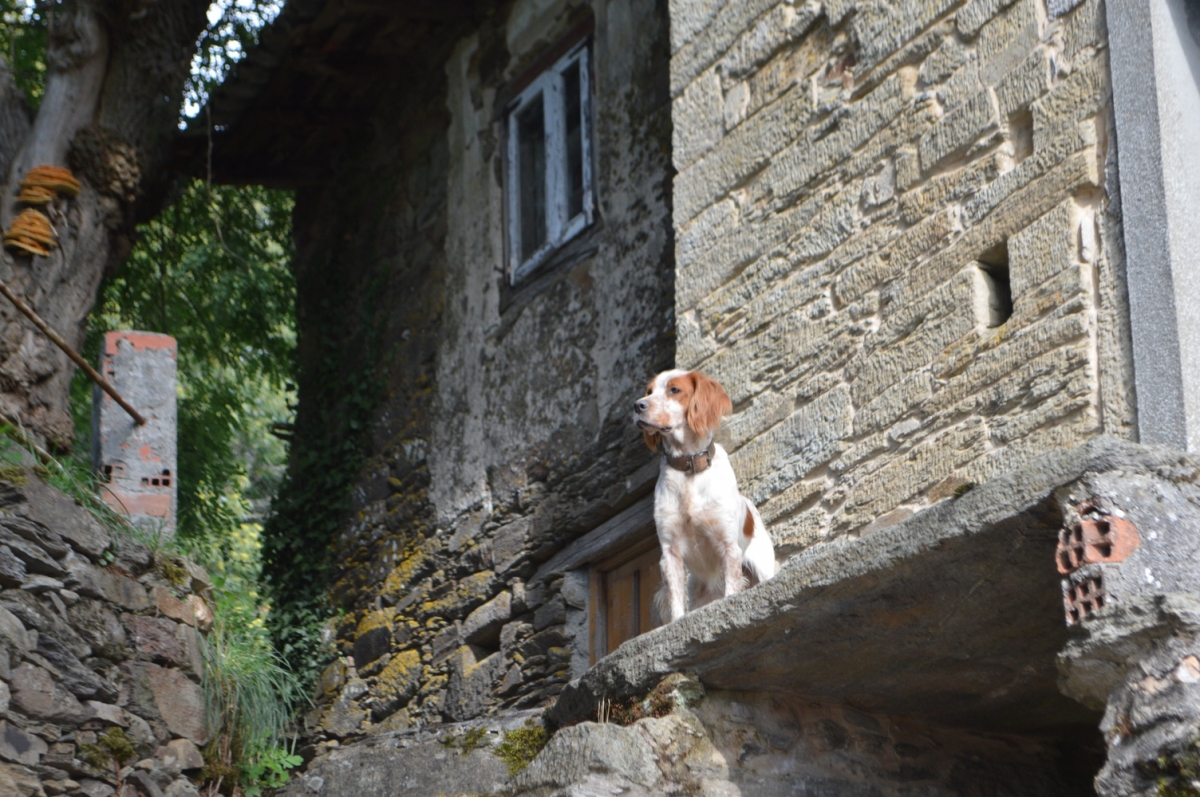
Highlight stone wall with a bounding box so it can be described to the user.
[671,0,1136,552]
[286,673,1098,797]
[0,469,213,797]
[296,0,674,736]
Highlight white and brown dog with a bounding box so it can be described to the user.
[634,369,776,622]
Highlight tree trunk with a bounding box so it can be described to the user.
[0,0,209,449]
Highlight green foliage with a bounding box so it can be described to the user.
[184,0,282,120]
[72,178,295,551]
[494,721,549,776]
[0,1,46,108]
[241,744,303,797]
[201,590,306,797]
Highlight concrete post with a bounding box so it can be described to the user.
[1107,0,1200,452]
[1057,468,1200,795]
[91,331,178,536]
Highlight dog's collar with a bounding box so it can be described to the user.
[663,443,715,475]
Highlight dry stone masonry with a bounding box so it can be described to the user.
[0,468,212,797]
[672,0,1134,553]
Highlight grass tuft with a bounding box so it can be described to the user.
[494,721,548,776]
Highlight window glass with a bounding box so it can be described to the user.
[563,61,584,220]
[516,94,547,262]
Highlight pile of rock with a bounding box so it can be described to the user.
[0,471,213,797]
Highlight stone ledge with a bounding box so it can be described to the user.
[547,436,1189,731]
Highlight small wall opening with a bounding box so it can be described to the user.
[975,241,1012,328]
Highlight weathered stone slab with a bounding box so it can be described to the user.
[0,723,45,767]
[10,663,89,724]
[121,662,207,744]
[123,615,185,667]
[66,560,149,612]
[547,438,1175,732]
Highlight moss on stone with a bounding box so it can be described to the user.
[440,724,488,756]
[80,727,137,770]
[156,556,190,587]
[494,720,548,776]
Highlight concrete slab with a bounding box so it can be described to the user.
[548,437,1189,734]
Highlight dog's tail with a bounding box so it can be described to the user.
[741,499,777,584]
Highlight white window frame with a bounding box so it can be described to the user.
[505,42,594,284]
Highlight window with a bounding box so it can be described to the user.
[505,42,594,282]
[589,541,664,663]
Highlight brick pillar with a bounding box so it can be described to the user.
[1057,468,1200,796]
[92,331,178,536]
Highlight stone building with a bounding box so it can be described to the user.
[196,0,1200,794]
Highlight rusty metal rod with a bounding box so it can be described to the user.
[0,282,147,426]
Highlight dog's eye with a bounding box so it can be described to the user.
[669,386,680,394]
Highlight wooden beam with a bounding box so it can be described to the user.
[532,496,656,584]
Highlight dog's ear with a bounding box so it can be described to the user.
[686,372,732,438]
[642,430,661,452]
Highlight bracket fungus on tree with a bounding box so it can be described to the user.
[3,166,81,257]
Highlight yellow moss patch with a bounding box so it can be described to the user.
[420,571,495,618]
[374,649,422,705]
[356,607,397,637]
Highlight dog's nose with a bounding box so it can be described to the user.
[635,399,648,413]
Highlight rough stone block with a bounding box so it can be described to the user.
[120,662,207,744]
[0,724,46,767]
[670,0,777,97]
[517,721,661,793]
[461,591,511,647]
[995,49,1051,119]
[34,633,115,701]
[0,518,68,559]
[66,560,149,612]
[1029,54,1107,136]
[1062,0,1104,64]
[371,649,422,720]
[154,739,205,774]
[85,701,128,727]
[717,2,820,85]
[1008,200,1074,299]
[977,0,1039,85]
[10,663,88,724]
[444,647,505,722]
[0,533,64,579]
[957,0,1019,38]
[122,615,184,667]
[66,600,124,661]
[850,0,958,73]
[919,36,970,88]
[918,88,998,173]
[0,549,24,589]
[175,624,203,682]
[674,81,812,225]
[163,778,199,797]
[18,476,110,561]
[856,373,935,437]
[734,387,851,503]
[758,75,905,209]
[673,68,724,170]
[668,0,724,54]
[492,519,529,573]
[849,303,975,407]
